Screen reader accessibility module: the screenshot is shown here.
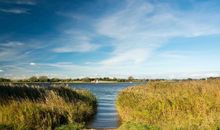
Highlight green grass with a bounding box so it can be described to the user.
[118,122,161,130]
[55,123,84,130]
[116,79,220,130]
[0,84,97,130]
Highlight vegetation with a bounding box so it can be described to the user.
[0,83,97,130]
[55,123,84,130]
[0,78,11,82]
[118,122,161,130]
[0,76,147,83]
[128,76,134,82]
[116,79,220,129]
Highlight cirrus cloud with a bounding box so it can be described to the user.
[0,0,36,5]
[96,0,220,66]
[52,31,100,53]
[0,8,29,14]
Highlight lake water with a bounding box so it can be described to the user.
[69,83,139,129]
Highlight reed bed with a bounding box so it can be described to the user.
[116,79,220,130]
[0,83,97,130]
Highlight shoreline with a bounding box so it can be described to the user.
[0,81,144,84]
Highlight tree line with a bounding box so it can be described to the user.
[0,76,146,83]
[1,76,219,83]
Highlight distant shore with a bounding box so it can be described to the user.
[0,81,143,84]
[0,76,147,83]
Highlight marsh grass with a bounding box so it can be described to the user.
[0,83,97,130]
[116,79,220,129]
[118,122,161,130]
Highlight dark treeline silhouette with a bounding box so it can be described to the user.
[0,78,11,82]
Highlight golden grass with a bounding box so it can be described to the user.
[0,84,97,130]
[116,79,220,129]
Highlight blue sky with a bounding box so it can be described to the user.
[0,0,220,79]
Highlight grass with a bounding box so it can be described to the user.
[0,83,97,130]
[118,122,161,130]
[55,123,84,130]
[116,79,220,130]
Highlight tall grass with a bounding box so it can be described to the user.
[116,79,220,129]
[0,84,97,130]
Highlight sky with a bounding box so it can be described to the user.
[0,0,220,79]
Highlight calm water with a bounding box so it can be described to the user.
[69,83,139,129]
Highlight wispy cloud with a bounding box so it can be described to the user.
[1,0,220,79]
[1,59,220,79]
[0,64,36,79]
[159,51,189,59]
[142,71,220,79]
[56,11,87,21]
[0,0,36,5]
[0,8,29,14]
[100,48,152,66]
[0,41,25,61]
[96,0,220,66]
[52,32,100,53]
[0,41,42,62]
[53,42,99,53]
[29,62,36,66]
[27,0,220,78]
[1,41,24,47]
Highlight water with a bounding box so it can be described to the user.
[69,83,138,129]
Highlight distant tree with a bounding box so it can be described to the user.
[65,78,72,82]
[145,79,149,82]
[187,78,193,81]
[50,78,61,82]
[118,79,126,82]
[17,79,24,82]
[103,77,110,81]
[38,76,49,82]
[74,78,80,81]
[128,76,134,81]
[216,77,220,80]
[29,76,38,82]
[113,77,117,81]
[82,77,91,82]
[0,78,11,82]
